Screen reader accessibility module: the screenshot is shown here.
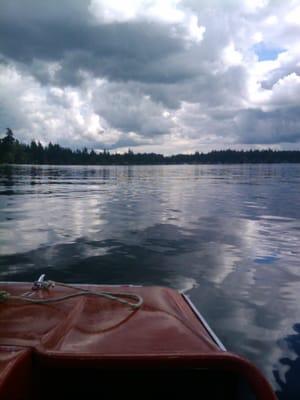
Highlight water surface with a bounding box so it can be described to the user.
[1,164,300,398]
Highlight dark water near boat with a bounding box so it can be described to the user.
[1,164,300,398]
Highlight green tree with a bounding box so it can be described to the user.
[0,128,16,162]
[3,128,15,146]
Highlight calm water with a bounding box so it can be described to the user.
[1,164,300,398]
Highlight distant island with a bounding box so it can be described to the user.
[1,128,300,165]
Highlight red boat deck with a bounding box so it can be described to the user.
[0,281,276,399]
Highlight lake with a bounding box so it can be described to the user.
[1,163,300,398]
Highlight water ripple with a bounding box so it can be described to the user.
[1,164,300,398]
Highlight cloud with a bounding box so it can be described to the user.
[92,81,174,137]
[0,64,118,148]
[0,0,300,153]
[234,107,300,145]
[89,0,205,42]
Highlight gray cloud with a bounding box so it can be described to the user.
[0,0,300,152]
[235,107,300,145]
[0,1,188,85]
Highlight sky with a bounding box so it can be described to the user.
[0,0,300,154]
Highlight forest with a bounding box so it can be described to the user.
[1,128,300,165]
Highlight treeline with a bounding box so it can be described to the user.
[1,129,300,165]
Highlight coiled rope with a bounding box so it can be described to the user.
[0,275,143,309]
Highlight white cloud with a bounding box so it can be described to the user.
[264,15,278,25]
[0,64,119,147]
[222,42,243,67]
[270,73,300,106]
[89,0,205,43]
[89,0,184,24]
[1,0,300,152]
[285,4,300,25]
[243,0,269,13]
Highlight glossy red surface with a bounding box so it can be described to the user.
[0,284,217,353]
[0,346,32,400]
[0,283,276,399]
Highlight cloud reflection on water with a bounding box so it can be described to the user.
[1,164,300,398]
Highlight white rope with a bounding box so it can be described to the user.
[0,277,143,309]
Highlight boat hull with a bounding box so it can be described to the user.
[0,281,276,399]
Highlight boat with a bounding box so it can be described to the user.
[0,274,276,399]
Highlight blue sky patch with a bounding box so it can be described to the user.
[254,254,279,264]
[253,42,286,61]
